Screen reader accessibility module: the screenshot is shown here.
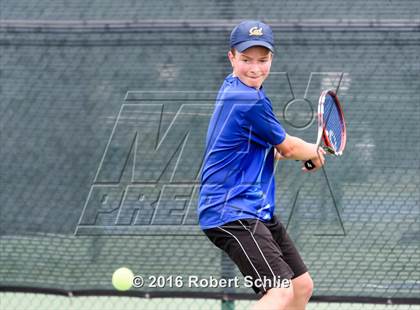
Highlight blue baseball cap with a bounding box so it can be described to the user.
[230,20,274,52]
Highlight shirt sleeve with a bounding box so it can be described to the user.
[243,99,286,146]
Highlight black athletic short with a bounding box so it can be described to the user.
[203,215,308,294]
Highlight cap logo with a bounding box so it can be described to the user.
[249,27,263,36]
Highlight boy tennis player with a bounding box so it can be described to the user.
[198,21,325,310]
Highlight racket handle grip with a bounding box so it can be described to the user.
[304,160,316,170]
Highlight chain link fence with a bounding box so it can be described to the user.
[1,1,419,309]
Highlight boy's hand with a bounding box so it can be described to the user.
[302,148,326,172]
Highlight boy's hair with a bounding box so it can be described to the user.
[230,47,273,57]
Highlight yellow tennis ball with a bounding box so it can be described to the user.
[112,267,134,291]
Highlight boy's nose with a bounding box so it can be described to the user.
[249,64,261,74]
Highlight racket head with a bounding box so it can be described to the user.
[314,90,326,147]
[319,90,346,155]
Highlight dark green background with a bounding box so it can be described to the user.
[0,0,419,299]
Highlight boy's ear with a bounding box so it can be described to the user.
[228,51,235,67]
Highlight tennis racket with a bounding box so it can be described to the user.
[305,90,346,170]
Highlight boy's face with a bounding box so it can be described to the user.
[228,46,273,89]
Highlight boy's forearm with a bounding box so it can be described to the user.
[276,136,318,160]
[274,148,285,160]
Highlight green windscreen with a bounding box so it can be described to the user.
[0,0,419,303]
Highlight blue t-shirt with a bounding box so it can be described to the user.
[198,74,286,229]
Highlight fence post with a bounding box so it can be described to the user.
[221,252,235,310]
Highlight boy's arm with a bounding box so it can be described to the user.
[274,148,285,160]
[275,134,319,161]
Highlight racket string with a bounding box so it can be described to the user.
[322,94,343,153]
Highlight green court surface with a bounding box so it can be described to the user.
[1,294,420,310]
